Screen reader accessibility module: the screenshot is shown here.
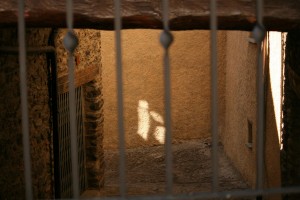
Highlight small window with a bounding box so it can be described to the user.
[246,119,253,149]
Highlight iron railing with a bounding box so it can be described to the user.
[15,0,300,199]
[57,86,86,197]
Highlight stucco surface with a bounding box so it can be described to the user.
[101,30,226,149]
[223,31,281,196]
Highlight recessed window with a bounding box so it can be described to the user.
[246,119,253,149]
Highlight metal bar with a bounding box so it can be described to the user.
[256,39,264,191]
[65,0,80,197]
[163,49,173,195]
[17,0,33,199]
[114,0,127,197]
[83,187,300,200]
[257,0,263,25]
[161,0,173,195]
[256,0,265,191]
[162,0,170,31]
[0,46,55,54]
[210,0,219,192]
[67,55,80,198]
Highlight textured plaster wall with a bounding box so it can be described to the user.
[101,30,226,149]
[223,31,281,195]
[0,28,53,199]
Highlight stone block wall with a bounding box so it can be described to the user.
[282,31,300,200]
[0,28,53,199]
[0,27,104,198]
[84,78,105,188]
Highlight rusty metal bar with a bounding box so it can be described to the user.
[256,0,265,192]
[161,0,174,195]
[65,0,80,198]
[17,0,33,199]
[210,0,219,192]
[114,0,127,197]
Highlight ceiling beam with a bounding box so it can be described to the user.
[1,0,300,31]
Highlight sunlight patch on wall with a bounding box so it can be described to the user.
[269,31,283,148]
[137,100,150,140]
[137,100,165,144]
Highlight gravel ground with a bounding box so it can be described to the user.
[82,138,252,199]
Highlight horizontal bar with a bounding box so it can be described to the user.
[1,0,300,31]
[0,46,55,54]
[82,187,300,200]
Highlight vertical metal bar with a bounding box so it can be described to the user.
[68,57,80,198]
[65,0,80,198]
[210,0,219,192]
[256,42,264,190]
[162,0,170,31]
[18,0,33,199]
[256,0,263,25]
[114,0,127,197]
[161,0,173,195]
[255,0,265,191]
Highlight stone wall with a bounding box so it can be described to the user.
[101,30,226,149]
[0,28,53,199]
[83,77,105,189]
[0,28,104,198]
[282,31,300,200]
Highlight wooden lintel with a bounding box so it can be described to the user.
[0,0,300,31]
[57,65,99,94]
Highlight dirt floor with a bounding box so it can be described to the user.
[82,138,252,199]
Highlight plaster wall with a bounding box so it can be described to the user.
[222,31,281,196]
[101,30,226,149]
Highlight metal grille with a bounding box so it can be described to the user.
[14,0,300,199]
[57,86,86,198]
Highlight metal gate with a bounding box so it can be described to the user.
[57,86,86,198]
[14,0,300,199]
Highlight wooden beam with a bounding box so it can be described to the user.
[1,0,300,31]
[57,65,99,94]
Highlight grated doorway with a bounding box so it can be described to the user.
[57,86,86,197]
